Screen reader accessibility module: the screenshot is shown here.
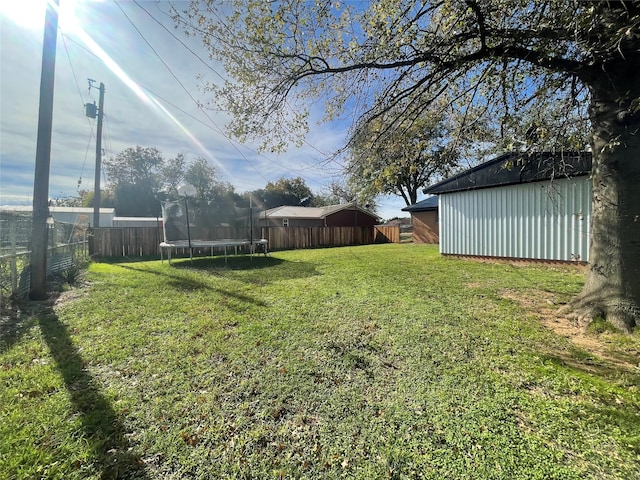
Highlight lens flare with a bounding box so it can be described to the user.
[0,0,78,32]
[71,25,230,177]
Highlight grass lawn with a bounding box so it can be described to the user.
[1,244,639,479]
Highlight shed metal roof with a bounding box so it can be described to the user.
[423,151,591,195]
[402,196,438,212]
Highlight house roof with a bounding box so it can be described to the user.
[402,196,438,212]
[0,205,116,214]
[260,203,380,220]
[423,151,592,195]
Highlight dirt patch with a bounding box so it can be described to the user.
[2,282,90,322]
[500,288,638,371]
[52,286,88,307]
[446,254,588,271]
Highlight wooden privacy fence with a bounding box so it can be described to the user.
[374,225,400,244]
[90,225,400,258]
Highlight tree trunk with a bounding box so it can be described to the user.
[567,58,640,331]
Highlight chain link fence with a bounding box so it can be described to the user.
[0,212,89,307]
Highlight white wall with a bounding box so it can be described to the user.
[0,206,115,227]
[112,217,161,227]
[439,176,591,261]
[49,208,115,227]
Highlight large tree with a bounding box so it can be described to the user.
[175,1,640,331]
[105,148,232,217]
[251,177,314,209]
[347,106,459,206]
[104,146,164,217]
[313,180,378,210]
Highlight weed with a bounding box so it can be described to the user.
[587,316,623,334]
[55,258,90,286]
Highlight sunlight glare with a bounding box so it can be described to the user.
[73,25,231,178]
[0,0,229,178]
[0,0,79,32]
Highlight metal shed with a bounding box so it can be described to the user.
[423,152,592,262]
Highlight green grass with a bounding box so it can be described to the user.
[1,244,639,479]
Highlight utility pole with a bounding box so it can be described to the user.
[30,0,59,300]
[86,80,105,228]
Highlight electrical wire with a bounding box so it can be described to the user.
[59,24,327,186]
[123,0,334,182]
[133,0,226,82]
[152,0,338,173]
[59,3,351,204]
[102,113,114,188]
[116,0,272,185]
[138,0,336,167]
[78,131,95,191]
[60,31,96,191]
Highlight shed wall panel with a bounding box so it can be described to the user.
[439,177,591,261]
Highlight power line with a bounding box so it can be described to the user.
[153,0,337,173]
[125,0,337,180]
[60,9,332,190]
[133,0,226,83]
[114,0,269,184]
[139,0,338,173]
[117,1,329,186]
[77,131,94,191]
[60,31,96,191]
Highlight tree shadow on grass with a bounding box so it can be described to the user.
[35,302,149,479]
[171,255,320,285]
[115,264,269,310]
[536,350,640,386]
[109,255,320,287]
[0,301,36,354]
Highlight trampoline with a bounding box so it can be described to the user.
[159,193,268,264]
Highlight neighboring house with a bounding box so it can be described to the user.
[383,217,412,230]
[402,196,439,244]
[258,203,380,228]
[422,151,592,262]
[0,206,116,227]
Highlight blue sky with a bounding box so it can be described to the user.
[0,1,412,220]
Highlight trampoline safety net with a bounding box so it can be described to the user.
[160,198,267,261]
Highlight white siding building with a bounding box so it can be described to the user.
[0,206,115,227]
[423,152,592,262]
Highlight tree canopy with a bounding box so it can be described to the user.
[249,176,314,209]
[313,180,378,210]
[102,148,334,220]
[104,146,164,217]
[175,1,640,331]
[103,147,235,217]
[347,106,458,206]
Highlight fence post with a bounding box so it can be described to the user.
[9,216,18,293]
